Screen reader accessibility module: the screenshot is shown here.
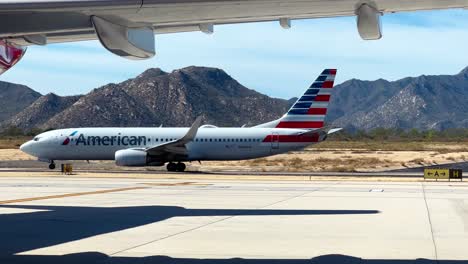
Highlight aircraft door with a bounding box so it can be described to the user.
[271,132,280,152]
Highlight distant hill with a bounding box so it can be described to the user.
[0,93,82,131]
[0,81,41,122]
[23,66,292,130]
[0,66,467,132]
[327,67,468,131]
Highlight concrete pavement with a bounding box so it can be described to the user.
[0,176,467,263]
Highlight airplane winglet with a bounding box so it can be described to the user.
[146,116,203,156]
[180,116,203,143]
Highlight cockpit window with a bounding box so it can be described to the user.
[33,137,40,141]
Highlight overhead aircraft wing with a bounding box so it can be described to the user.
[145,116,203,156]
[2,0,467,47]
[0,0,466,73]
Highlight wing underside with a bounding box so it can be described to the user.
[0,0,465,73]
[2,0,466,45]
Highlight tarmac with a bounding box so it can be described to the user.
[0,173,467,263]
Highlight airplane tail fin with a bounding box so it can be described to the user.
[255,69,337,130]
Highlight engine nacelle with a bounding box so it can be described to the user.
[91,16,155,60]
[356,3,382,40]
[0,40,26,75]
[115,149,166,167]
[115,149,148,166]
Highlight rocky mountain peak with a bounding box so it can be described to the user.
[179,66,227,76]
[0,81,41,122]
[458,66,468,77]
[136,68,167,79]
[0,92,81,131]
[42,92,61,100]
[177,66,236,86]
[330,65,468,130]
[31,66,292,129]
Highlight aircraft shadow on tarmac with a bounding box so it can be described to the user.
[0,205,379,257]
[2,252,468,264]
[0,205,465,264]
[390,161,468,173]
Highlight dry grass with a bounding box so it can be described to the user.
[196,141,468,173]
[409,158,425,164]
[0,149,34,161]
[314,141,468,153]
[243,155,395,172]
[0,137,30,149]
[1,138,467,173]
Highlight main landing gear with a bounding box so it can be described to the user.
[166,162,186,172]
[49,161,56,170]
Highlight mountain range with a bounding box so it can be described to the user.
[0,67,293,131]
[329,67,468,131]
[0,66,467,132]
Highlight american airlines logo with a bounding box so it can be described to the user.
[62,130,78,145]
[73,134,148,146]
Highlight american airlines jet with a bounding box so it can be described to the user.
[20,69,341,172]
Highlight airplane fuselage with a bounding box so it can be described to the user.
[21,127,322,163]
[20,68,338,171]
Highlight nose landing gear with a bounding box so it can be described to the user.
[48,161,56,170]
[166,162,186,172]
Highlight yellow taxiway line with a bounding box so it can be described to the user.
[0,186,148,205]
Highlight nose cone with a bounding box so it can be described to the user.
[20,141,34,156]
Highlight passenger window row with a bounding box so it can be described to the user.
[194,138,262,142]
[153,138,174,142]
[147,138,263,143]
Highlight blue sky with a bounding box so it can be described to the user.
[1,9,468,99]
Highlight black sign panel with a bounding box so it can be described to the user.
[449,169,463,179]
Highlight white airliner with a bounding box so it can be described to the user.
[20,69,341,172]
[1,1,466,74]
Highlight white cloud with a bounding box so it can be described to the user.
[1,10,467,99]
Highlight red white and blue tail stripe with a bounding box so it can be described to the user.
[276,69,336,129]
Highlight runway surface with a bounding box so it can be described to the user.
[0,175,467,263]
[1,160,467,178]
[0,167,424,177]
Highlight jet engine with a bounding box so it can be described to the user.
[115,149,148,166]
[356,2,382,40]
[115,149,165,167]
[0,40,26,74]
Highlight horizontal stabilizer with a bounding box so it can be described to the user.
[327,128,342,135]
[299,126,342,136]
